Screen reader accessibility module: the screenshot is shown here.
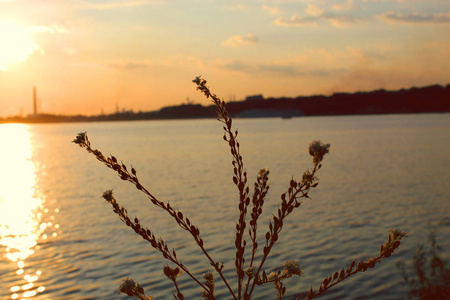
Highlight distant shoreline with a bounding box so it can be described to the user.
[2,83,449,124]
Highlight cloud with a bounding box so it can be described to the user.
[275,13,360,27]
[274,15,318,26]
[305,4,323,17]
[262,5,282,15]
[219,59,336,77]
[327,14,359,27]
[275,3,361,27]
[106,61,152,69]
[226,4,248,10]
[332,0,353,11]
[218,46,395,81]
[377,11,450,24]
[221,33,260,48]
[105,55,205,70]
[75,0,160,10]
[362,0,405,2]
[219,60,253,72]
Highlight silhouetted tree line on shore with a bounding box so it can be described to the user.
[2,84,449,124]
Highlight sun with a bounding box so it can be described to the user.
[0,20,40,71]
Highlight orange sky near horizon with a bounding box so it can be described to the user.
[0,0,449,117]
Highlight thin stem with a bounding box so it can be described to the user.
[243,173,269,298]
[73,134,232,299]
[194,77,250,300]
[104,193,210,294]
[247,164,320,298]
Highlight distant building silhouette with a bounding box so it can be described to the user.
[33,87,37,115]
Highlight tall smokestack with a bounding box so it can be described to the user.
[33,87,37,115]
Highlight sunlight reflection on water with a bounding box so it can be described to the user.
[0,124,47,299]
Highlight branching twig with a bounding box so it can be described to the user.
[302,229,407,300]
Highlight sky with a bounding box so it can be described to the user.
[0,0,449,117]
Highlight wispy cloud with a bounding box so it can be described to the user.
[218,44,397,81]
[275,13,360,27]
[219,59,337,77]
[226,4,248,11]
[262,5,282,15]
[74,0,160,11]
[305,4,323,17]
[105,61,152,69]
[362,0,405,2]
[275,2,361,27]
[221,33,260,48]
[332,0,354,11]
[327,15,360,27]
[274,15,318,26]
[377,11,450,24]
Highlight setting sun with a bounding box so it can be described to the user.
[0,21,40,71]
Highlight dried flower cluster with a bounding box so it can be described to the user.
[308,141,330,165]
[118,277,153,300]
[73,76,406,299]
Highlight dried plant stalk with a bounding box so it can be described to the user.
[73,76,406,300]
[303,229,407,300]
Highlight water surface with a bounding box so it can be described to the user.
[0,113,449,299]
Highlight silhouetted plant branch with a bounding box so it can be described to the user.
[303,228,406,300]
[73,133,221,299]
[195,75,251,298]
[73,76,406,299]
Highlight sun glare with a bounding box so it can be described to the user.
[0,20,40,71]
[0,124,41,260]
[0,124,47,298]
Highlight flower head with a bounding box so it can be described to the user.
[118,277,137,296]
[246,266,256,278]
[202,271,214,282]
[268,271,278,281]
[390,228,407,240]
[193,76,202,85]
[202,271,215,300]
[308,140,330,164]
[118,277,152,300]
[283,260,303,277]
[72,132,87,145]
[258,168,270,182]
[102,190,114,202]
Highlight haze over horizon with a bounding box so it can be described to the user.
[0,0,449,117]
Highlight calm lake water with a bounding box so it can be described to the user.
[0,113,449,300]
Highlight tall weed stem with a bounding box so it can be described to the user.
[72,76,406,300]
